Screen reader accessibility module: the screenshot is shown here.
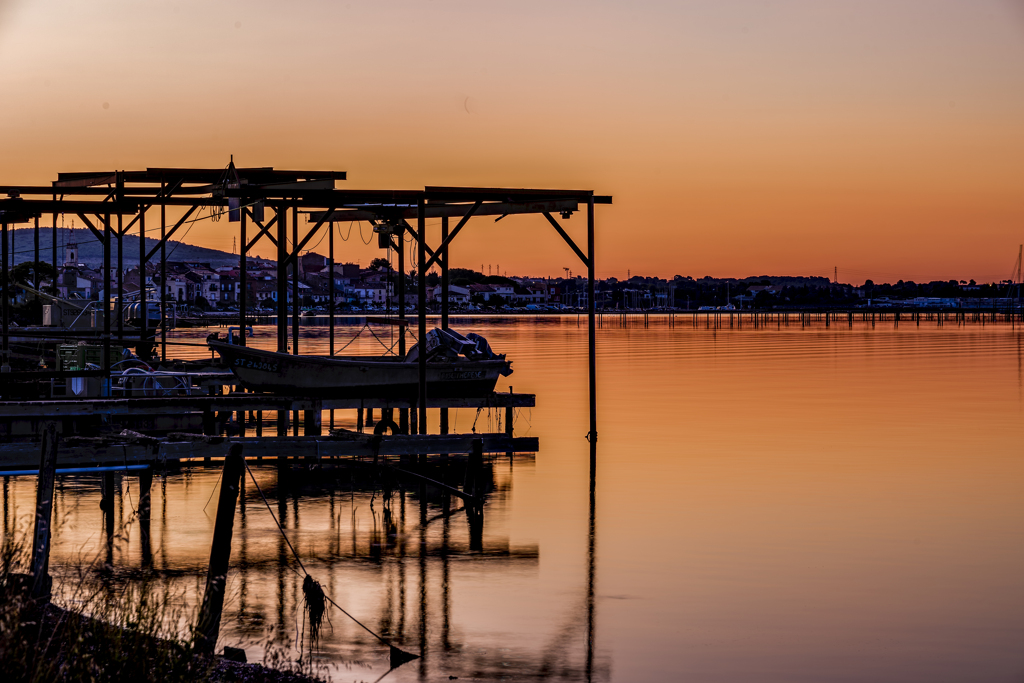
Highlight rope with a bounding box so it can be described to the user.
[337,222,355,242]
[330,324,370,356]
[357,223,374,245]
[242,461,405,650]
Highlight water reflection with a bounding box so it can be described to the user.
[10,318,1024,681]
[7,444,599,681]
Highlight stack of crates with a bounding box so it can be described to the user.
[58,344,105,371]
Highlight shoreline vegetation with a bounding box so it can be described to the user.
[1,519,326,683]
[1,576,323,682]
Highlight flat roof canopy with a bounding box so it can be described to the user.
[0,165,610,223]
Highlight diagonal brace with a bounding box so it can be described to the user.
[284,207,335,266]
[76,214,107,243]
[145,205,199,262]
[400,220,437,263]
[119,178,184,247]
[543,212,590,268]
[244,208,280,253]
[422,200,481,272]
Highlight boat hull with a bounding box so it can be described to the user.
[209,340,509,398]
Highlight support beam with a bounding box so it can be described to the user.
[422,200,481,272]
[160,197,167,361]
[417,200,427,433]
[440,215,449,331]
[400,220,437,263]
[74,213,106,242]
[291,205,299,355]
[117,213,123,348]
[51,199,57,301]
[243,208,279,252]
[328,221,335,356]
[1,220,7,372]
[30,423,58,600]
[587,196,597,443]
[239,209,247,346]
[194,444,245,655]
[33,216,39,290]
[139,209,148,357]
[543,212,590,268]
[102,215,111,389]
[282,207,335,267]
[139,467,153,566]
[144,205,199,262]
[276,206,287,352]
[398,225,406,357]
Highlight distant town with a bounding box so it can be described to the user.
[12,229,1020,313]
[46,252,1022,315]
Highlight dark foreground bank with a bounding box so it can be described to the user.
[0,574,322,683]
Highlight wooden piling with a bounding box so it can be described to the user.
[194,445,245,655]
[101,470,115,535]
[139,467,153,566]
[465,438,484,551]
[464,438,484,497]
[303,402,322,437]
[30,423,58,600]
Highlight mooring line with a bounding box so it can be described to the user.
[242,461,411,653]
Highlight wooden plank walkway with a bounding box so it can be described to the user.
[0,391,534,417]
[0,433,538,471]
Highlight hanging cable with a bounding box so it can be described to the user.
[242,462,418,665]
[337,222,355,242]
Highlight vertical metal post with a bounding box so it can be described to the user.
[116,212,123,348]
[291,205,299,355]
[33,217,39,290]
[586,437,597,682]
[277,206,287,353]
[139,210,147,352]
[239,209,247,347]
[417,200,427,433]
[51,198,57,293]
[329,221,335,356]
[103,215,111,384]
[1,220,7,371]
[439,216,449,434]
[587,196,597,444]
[160,194,167,361]
[441,215,449,330]
[398,227,406,356]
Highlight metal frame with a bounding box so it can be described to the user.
[0,163,610,440]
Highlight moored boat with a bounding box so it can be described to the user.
[209,328,512,398]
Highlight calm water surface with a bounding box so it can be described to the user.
[4,316,1024,682]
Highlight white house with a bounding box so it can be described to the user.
[429,284,470,304]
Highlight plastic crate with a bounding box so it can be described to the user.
[58,344,104,371]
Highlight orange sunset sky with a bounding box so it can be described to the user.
[1,1,1022,284]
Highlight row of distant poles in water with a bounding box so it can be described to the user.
[594,308,1024,328]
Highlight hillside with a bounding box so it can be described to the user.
[4,228,240,267]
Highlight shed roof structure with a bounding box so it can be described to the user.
[0,160,610,440]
